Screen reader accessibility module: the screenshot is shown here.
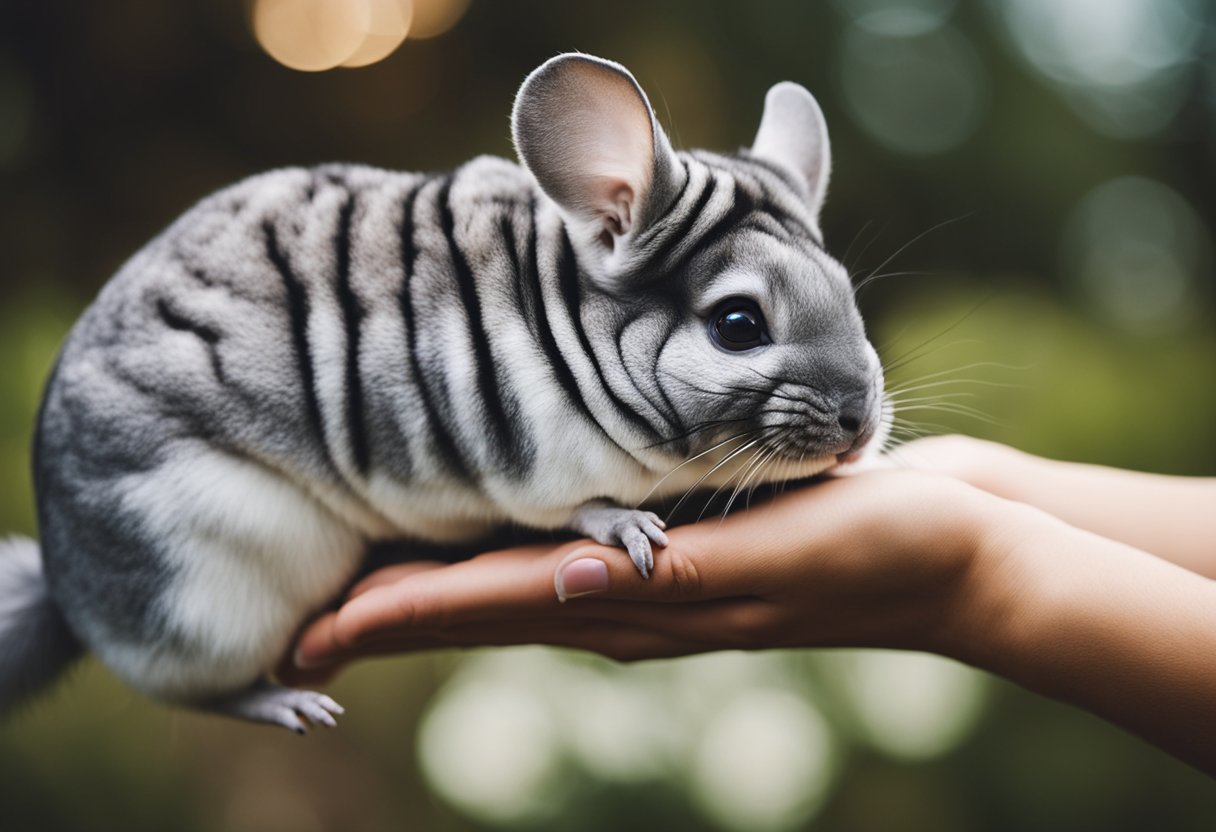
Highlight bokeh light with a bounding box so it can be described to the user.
[340,0,414,68]
[690,689,836,832]
[993,0,1204,138]
[1063,177,1210,332]
[249,0,469,72]
[252,0,375,72]
[409,0,472,39]
[840,21,987,156]
[414,649,858,828]
[560,662,682,783]
[839,650,988,760]
[417,652,567,825]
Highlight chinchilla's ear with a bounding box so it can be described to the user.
[512,53,685,273]
[750,82,831,237]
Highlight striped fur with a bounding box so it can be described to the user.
[10,55,885,719]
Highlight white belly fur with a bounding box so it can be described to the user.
[108,451,364,700]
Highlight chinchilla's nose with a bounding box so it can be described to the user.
[832,387,878,459]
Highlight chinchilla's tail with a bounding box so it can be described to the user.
[0,536,82,714]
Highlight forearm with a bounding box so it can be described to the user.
[957,511,1216,775]
[916,437,1216,576]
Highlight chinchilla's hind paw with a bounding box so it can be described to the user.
[569,501,669,579]
[204,680,344,734]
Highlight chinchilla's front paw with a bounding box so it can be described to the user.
[568,500,669,579]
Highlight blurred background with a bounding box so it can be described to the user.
[1,0,1214,829]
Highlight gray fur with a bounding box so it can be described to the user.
[5,54,886,729]
[0,538,82,712]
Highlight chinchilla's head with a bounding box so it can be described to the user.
[513,54,886,479]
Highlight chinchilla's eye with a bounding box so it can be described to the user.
[709,298,769,351]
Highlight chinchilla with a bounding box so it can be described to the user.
[0,54,885,731]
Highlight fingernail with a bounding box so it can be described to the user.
[556,558,609,602]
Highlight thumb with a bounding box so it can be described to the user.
[554,540,716,603]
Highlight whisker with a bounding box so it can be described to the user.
[886,361,1033,391]
[886,392,977,406]
[638,430,761,504]
[845,218,889,275]
[693,441,770,522]
[880,296,996,374]
[639,415,753,450]
[893,402,1003,427]
[854,213,972,293]
[666,433,772,523]
[853,269,936,297]
[840,218,878,272]
[884,338,982,375]
[885,375,1029,397]
[723,443,784,520]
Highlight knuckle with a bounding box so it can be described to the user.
[660,544,703,600]
[393,590,443,631]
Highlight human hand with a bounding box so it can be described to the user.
[283,448,1216,776]
[284,469,1029,684]
[894,435,1216,574]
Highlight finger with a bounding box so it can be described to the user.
[293,590,773,674]
[292,610,344,672]
[311,618,717,664]
[347,560,449,597]
[321,532,754,654]
[304,544,567,658]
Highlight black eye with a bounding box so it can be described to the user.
[710,299,769,351]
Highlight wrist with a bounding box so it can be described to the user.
[927,493,1065,668]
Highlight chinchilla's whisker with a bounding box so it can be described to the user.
[639,415,752,450]
[886,392,977,406]
[840,217,878,273]
[662,369,817,413]
[893,402,1004,427]
[693,441,768,523]
[892,400,994,419]
[699,441,770,523]
[847,218,890,276]
[720,442,778,520]
[892,416,955,436]
[854,213,972,293]
[697,428,789,521]
[667,433,772,523]
[880,296,995,373]
[885,362,1032,392]
[658,370,762,399]
[883,339,981,375]
[853,269,936,297]
[640,430,761,504]
[739,442,785,514]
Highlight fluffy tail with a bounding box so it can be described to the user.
[0,537,83,713]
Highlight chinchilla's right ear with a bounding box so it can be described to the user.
[750,82,831,240]
[512,53,685,281]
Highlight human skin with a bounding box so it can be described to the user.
[285,437,1216,775]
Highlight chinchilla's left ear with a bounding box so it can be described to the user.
[512,53,685,277]
[750,82,831,238]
